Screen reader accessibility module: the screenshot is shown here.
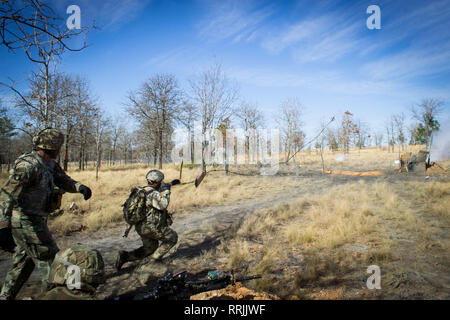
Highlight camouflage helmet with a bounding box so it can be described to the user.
[50,245,105,293]
[146,169,164,184]
[33,128,64,151]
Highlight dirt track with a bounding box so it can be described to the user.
[1,170,449,299]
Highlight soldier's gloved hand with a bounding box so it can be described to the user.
[170,179,180,186]
[160,182,171,192]
[78,185,92,200]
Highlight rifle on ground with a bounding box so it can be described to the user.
[110,270,262,300]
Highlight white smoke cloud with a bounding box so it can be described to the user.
[335,154,347,162]
[431,117,450,161]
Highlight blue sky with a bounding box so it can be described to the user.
[1,0,449,139]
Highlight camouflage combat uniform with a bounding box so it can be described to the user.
[116,170,178,269]
[123,186,177,262]
[0,148,85,300]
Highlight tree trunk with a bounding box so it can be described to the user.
[96,146,101,181]
[158,130,163,169]
[64,133,69,171]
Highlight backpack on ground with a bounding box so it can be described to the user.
[50,245,105,294]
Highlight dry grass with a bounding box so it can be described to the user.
[237,180,403,249]
[44,164,309,235]
[285,145,427,171]
[405,181,450,218]
[0,159,307,235]
[219,176,449,298]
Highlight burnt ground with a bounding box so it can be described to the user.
[0,169,449,300]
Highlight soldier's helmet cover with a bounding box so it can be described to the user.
[146,169,164,184]
[50,245,105,292]
[33,128,64,151]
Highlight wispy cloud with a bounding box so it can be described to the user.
[292,21,362,63]
[196,0,276,43]
[144,46,204,70]
[361,43,450,81]
[261,16,330,54]
[226,65,450,101]
[260,7,364,63]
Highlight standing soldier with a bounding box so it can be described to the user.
[114,169,179,271]
[0,128,92,300]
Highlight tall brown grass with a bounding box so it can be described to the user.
[47,165,308,234]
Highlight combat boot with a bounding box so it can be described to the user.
[114,251,128,271]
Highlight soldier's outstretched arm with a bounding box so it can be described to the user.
[53,163,91,200]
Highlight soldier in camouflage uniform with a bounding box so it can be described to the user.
[0,128,92,300]
[114,169,178,271]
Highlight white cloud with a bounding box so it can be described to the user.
[292,21,361,63]
[261,16,330,54]
[260,9,364,64]
[361,43,450,81]
[226,65,450,101]
[197,0,275,43]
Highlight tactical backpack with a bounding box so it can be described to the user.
[122,186,151,237]
[50,245,105,293]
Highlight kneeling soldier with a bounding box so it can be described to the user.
[115,170,178,271]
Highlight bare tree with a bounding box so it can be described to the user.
[326,126,339,151]
[52,74,93,171]
[177,100,199,164]
[393,112,406,156]
[276,97,304,163]
[189,62,239,170]
[0,103,16,171]
[339,110,358,154]
[385,116,396,153]
[353,120,370,151]
[93,111,109,180]
[407,124,418,145]
[126,74,181,169]
[117,127,133,165]
[373,131,384,148]
[109,117,125,166]
[236,101,264,131]
[236,101,264,162]
[0,0,91,128]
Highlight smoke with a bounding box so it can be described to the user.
[431,117,450,161]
